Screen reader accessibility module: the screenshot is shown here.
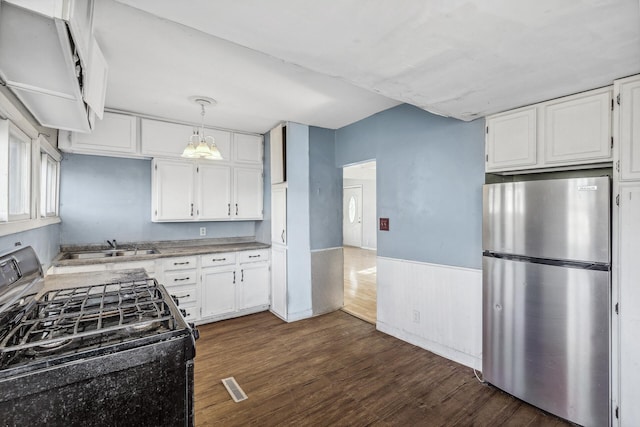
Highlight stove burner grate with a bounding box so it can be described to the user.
[0,279,174,359]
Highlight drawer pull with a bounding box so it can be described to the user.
[211,258,227,262]
[174,261,190,265]
[248,255,261,258]
[174,277,190,282]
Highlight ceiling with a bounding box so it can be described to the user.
[95,0,640,134]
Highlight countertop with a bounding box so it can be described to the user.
[51,238,271,268]
[42,269,150,293]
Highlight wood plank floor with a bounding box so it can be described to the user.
[194,311,569,426]
[342,246,377,324]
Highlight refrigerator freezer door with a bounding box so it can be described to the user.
[483,256,609,426]
[483,177,610,263]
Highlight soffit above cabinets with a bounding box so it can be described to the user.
[95,0,639,133]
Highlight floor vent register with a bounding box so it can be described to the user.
[221,377,248,403]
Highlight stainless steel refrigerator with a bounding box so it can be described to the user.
[482,176,610,427]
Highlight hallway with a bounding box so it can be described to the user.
[342,246,377,324]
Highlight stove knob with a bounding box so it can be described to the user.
[189,322,200,340]
[179,308,187,317]
[171,295,180,306]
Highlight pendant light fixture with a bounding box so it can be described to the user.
[181,96,223,160]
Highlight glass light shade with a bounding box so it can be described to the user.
[194,140,213,156]
[204,136,223,160]
[181,141,197,158]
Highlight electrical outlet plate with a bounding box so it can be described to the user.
[199,227,206,236]
[413,310,420,323]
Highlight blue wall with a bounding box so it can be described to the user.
[335,104,485,269]
[0,224,61,270]
[60,154,255,245]
[309,126,342,250]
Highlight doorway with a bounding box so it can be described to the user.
[342,161,377,324]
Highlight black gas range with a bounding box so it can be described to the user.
[0,246,198,426]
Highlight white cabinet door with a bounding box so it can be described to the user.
[486,107,537,171]
[233,167,263,219]
[141,118,231,160]
[234,133,263,164]
[152,159,195,221]
[270,246,287,319]
[544,88,612,164]
[68,112,137,154]
[201,267,237,318]
[198,163,232,220]
[270,124,285,184]
[616,75,640,181]
[239,263,270,310]
[618,183,640,425]
[271,186,287,244]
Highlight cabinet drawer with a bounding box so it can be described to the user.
[201,252,236,268]
[163,269,197,286]
[165,284,197,305]
[162,256,197,271]
[238,249,269,264]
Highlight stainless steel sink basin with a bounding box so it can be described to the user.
[65,249,158,259]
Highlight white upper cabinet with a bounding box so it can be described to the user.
[486,107,537,171]
[152,159,195,221]
[234,167,264,219]
[140,118,231,160]
[270,124,286,183]
[485,86,613,173]
[615,74,640,181]
[271,185,287,245]
[198,164,232,220]
[152,159,263,222]
[59,111,137,155]
[543,88,612,164]
[234,133,263,165]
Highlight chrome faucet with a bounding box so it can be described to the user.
[107,239,117,250]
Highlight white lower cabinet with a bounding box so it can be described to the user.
[200,249,270,322]
[201,266,237,318]
[270,245,287,319]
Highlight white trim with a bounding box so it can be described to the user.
[0,216,61,237]
[377,255,483,274]
[284,308,314,322]
[361,246,377,251]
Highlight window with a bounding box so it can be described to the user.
[40,152,59,217]
[8,127,31,220]
[0,117,61,236]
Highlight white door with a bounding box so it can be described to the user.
[233,167,263,219]
[271,186,287,245]
[485,107,537,172]
[271,246,287,319]
[343,186,363,247]
[152,159,195,221]
[616,75,640,181]
[239,263,270,309]
[198,163,231,219]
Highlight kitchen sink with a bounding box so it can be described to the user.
[65,249,158,259]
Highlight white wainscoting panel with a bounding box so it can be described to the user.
[377,256,482,370]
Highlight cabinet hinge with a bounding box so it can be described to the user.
[154,164,157,171]
[611,99,614,111]
[617,94,621,105]
[486,126,489,134]
[616,194,620,206]
[616,160,620,172]
[154,210,157,216]
[611,137,614,149]
[615,302,619,314]
[197,166,199,173]
[485,154,488,162]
